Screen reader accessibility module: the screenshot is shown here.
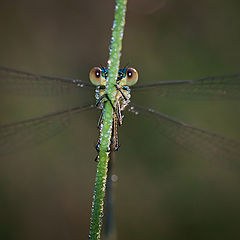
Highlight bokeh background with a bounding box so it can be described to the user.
[0,0,240,239]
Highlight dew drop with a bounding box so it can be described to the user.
[77,83,84,87]
[111,174,118,182]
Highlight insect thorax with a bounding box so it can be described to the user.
[95,84,131,111]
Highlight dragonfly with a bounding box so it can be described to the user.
[0,65,240,163]
[0,65,240,162]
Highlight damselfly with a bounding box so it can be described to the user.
[0,65,240,163]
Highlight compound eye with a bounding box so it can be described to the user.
[126,68,138,86]
[89,67,102,86]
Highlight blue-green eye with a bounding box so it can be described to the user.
[126,68,138,86]
[89,67,102,86]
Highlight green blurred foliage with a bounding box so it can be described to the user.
[0,0,240,239]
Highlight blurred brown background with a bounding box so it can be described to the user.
[0,0,240,239]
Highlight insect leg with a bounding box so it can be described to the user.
[115,85,128,101]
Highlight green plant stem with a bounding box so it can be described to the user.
[89,0,127,239]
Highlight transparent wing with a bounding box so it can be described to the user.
[129,104,240,166]
[0,66,94,96]
[132,74,240,100]
[0,104,96,155]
